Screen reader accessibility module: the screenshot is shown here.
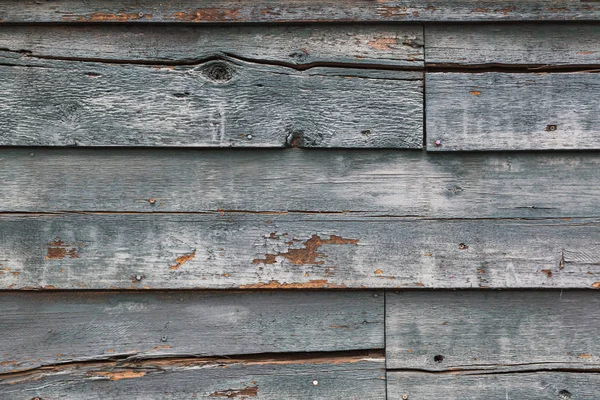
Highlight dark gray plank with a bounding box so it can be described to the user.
[386,291,600,371]
[0,353,385,400]
[0,354,385,400]
[426,72,600,151]
[0,0,598,22]
[2,149,600,218]
[0,55,422,148]
[0,24,423,67]
[388,371,600,400]
[0,291,383,374]
[426,23,600,67]
[2,213,600,290]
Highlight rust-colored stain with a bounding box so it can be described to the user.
[46,238,79,260]
[240,279,347,289]
[367,37,398,51]
[169,251,196,270]
[376,7,410,18]
[541,269,553,278]
[471,8,489,13]
[578,353,593,359]
[374,269,383,275]
[592,282,600,289]
[577,51,595,55]
[470,91,481,96]
[173,8,242,22]
[546,7,570,12]
[415,282,425,287]
[62,12,152,22]
[94,370,146,380]
[494,6,516,15]
[210,386,258,398]
[253,234,358,266]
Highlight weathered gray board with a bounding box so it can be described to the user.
[3,149,600,218]
[0,354,386,400]
[0,55,422,148]
[0,0,598,22]
[425,23,600,67]
[386,291,600,371]
[2,213,600,290]
[426,73,600,151]
[388,372,600,400]
[0,291,383,374]
[0,24,423,67]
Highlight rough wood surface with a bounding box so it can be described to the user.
[0,55,422,148]
[388,371,600,400]
[2,213,600,290]
[0,0,598,22]
[426,72,600,151]
[0,24,423,67]
[386,291,600,371]
[0,291,383,374]
[425,24,600,67]
[0,354,385,400]
[2,149,600,218]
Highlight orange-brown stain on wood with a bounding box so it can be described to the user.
[471,8,489,13]
[578,353,593,359]
[494,6,516,15]
[368,37,398,51]
[173,8,242,22]
[210,386,258,398]
[253,234,358,266]
[470,91,481,96]
[592,282,600,289]
[376,7,410,18]
[240,279,346,289]
[94,371,146,380]
[169,251,196,270]
[46,238,79,260]
[62,12,152,22]
[577,51,595,55]
[541,269,553,278]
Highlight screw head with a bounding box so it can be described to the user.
[149,198,156,205]
[434,140,442,147]
[138,12,144,17]
[135,275,143,281]
[247,134,253,140]
[161,336,168,342]
[312,380,318,386]
[29,152,35,157]
[402,395,409,400]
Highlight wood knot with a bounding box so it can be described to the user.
[558,390,572,400]
[200,61,235,83]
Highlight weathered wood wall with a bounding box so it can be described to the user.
[1,4,599,399]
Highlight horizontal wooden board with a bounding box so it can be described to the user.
[0,55,422,148]
[0,291,383,374]
[426,72,600,151]
[0,0,598,22]
[2,149,600,218]
[388,371,600,400]
[0,354,386,399]
[2,213,600,290]
[0,24,424,67]
[386,291,600,371]
[425,23,600,67]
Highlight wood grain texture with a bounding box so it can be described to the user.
[0,354,386,400]
[388,371,600,400]
[386,291,600,371]
[3,149,600,218]
[0,291,383,374]
[425,23,600,67]
[426,72,600,151]
[2,213,600,290]
[0,0,598,22]
[0,55,422,148]
[0,24,424,67]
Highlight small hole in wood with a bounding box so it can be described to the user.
[546,124,558,132]
[558,390,572,399]
[433,354,444,363]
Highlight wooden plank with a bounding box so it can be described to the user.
[0,24,424,67]
[0,55,422,148]
[386,291,600,371]
[0,354,385,400]
[425,23,600,67]
[388,371,600,400]
[0,0,598,22]
[426,72,600,151]
[2,213,600,290]
[2,149,600,218]
[0,291,383,374]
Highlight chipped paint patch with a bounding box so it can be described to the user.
[240,279,346,289]
[470,91,481,96]
[46,238,80,260]
[169,251,196,270]
[61,12,152,22]
[93,370,146,380]
[367,37,398,51]
[173,8,241,22]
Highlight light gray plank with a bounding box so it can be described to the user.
[2,149,600,218]
[426,24,600,67]
[0,291,383,374]
[2,213,600,290]
[0,0,597,22]
[0,24,423,67]
[426,72,600,151]
[388,371,600,400]
[0,354,385,400]
[0,55,422,148]
[386,291,600,371]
